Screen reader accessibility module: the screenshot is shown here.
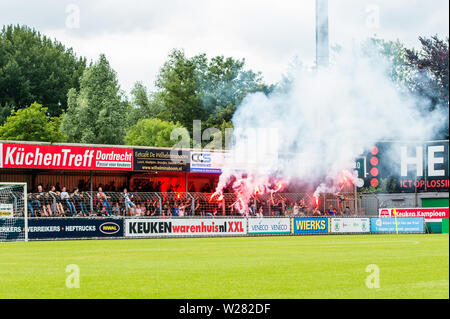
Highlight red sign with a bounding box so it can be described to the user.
[379,207,449,220]
[0,143,133,171]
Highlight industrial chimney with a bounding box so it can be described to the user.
[315,0,329,68]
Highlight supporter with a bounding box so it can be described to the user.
[248,201,257,216]
[53,188,65,216]
[284,201,293,216]
[162,203,170,217]
[172,202,179,217]
[194,199,200,216]
[312,207,321,216]
[299,199,307,215]
[256,206,264,217]
[60,187,76,216]
[272,198,282,216]
[178,202,186,217]
[332,208,339,216]
[72,187,89,216]
[42,188,54,217]
[327,205,334,216]
[140,204,147,216]
[344,206,352,215]
[48,186,61,216]
[148,199,159,216]
[35,185,47,216]
[97,187,112,216]
[122,188,136,216]
[111,202,121,216]
[27,194,35,217]
[292,203,300,216]
[329,207,337,217]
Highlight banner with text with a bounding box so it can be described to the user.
[379,207,449,221]
[330,218,371,233]
[190,151,225,173]
[248,218,291,234]
[125,218,247,237]
[370,217,424,233]
[133,148,189,172]
[27,218,124,239]
[0,143,133,171]
[292,217,330,234]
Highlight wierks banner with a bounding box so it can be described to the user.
[292,217,330,234]
[0,143,133,171]
[125,218,247,237]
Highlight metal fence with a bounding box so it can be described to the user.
[13,191,364,217]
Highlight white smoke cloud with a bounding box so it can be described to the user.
[215,43,445,203]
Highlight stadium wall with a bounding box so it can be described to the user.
[0,216,426,241]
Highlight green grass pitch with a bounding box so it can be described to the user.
[0,234,448,299]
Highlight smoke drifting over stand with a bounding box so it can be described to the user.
[214,45,446,207]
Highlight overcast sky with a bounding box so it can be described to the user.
[1,0,448,94]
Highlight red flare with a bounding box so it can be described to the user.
[274,183,283,192]
[315,196,319,206]
[210,191,223,202]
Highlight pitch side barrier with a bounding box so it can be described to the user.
[0,216,425,241]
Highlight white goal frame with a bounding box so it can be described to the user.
[0,182,28,242]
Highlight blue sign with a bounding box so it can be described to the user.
[370,218,424,233]
[27,218,124,239]
[0,218,24,241]
[293,218,329,234]
[190,152,223,173]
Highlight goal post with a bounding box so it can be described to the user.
[0,182,28,242]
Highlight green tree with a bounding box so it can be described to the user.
[366,36,449,138]
[406,36,449,110]
[0,25,86,116]
[155,49,206,133]
[363,38,414,90]
[125,118,186,147]
[154,49,272,134]
[61,54,130,145]
[128,82,166,126]
[200,55,273,127]
[0,102,66,142]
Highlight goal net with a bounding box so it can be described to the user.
[0,183,28,242]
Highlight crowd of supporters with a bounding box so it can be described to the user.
[23,183,355,218]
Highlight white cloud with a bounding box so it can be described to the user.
[1,0,448,94]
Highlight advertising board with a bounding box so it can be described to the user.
[292,217,329,234]
[370,217,424,233]
[190,151,224,173]
[0,143,133,171]
[379,207,449,221]
[125,218,247,237]
[330,218,370,233]
[26,218,123,239]
[247,218,291,234]
[0,203,14,217]
[133,148,189,172]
